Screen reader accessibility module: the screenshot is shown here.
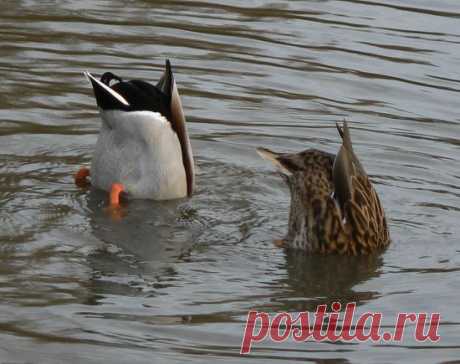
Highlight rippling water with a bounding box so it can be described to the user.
[1,1,460,363]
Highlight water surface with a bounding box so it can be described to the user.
[1,1,460,363]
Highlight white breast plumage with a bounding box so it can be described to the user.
[91,110,187,200]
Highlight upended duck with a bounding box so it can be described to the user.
[257,121,390,255]
[75,60,194,206]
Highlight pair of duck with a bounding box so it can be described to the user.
[78,60,390,255]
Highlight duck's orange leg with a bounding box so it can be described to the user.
[109,183,125,207]
[75,167,90,187]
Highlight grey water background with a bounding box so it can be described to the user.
[1,0,460,363]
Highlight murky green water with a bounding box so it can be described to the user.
[1,1,460,363]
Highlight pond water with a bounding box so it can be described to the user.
[1,1,460,363]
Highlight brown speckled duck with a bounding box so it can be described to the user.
[257,121,390,255]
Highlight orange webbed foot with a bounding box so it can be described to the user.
[75,167,90,187]
[109,183,125,207]
[104,183,126,220]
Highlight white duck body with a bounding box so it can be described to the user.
[91,110,187,200]
[84,60,195,200]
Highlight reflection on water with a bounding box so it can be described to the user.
[1,0,460,363]
[87,189,201,268]
[272,252,383,312]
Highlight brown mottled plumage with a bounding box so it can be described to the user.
[257,121,390,255]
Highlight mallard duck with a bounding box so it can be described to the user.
[257,121,390,255]
[75,60,194,206]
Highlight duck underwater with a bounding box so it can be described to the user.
[75,60,194,207]
[257,121,390,255]
[76,61,389,256]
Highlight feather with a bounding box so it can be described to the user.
[257,121,390,254]
[84,60,194,199]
